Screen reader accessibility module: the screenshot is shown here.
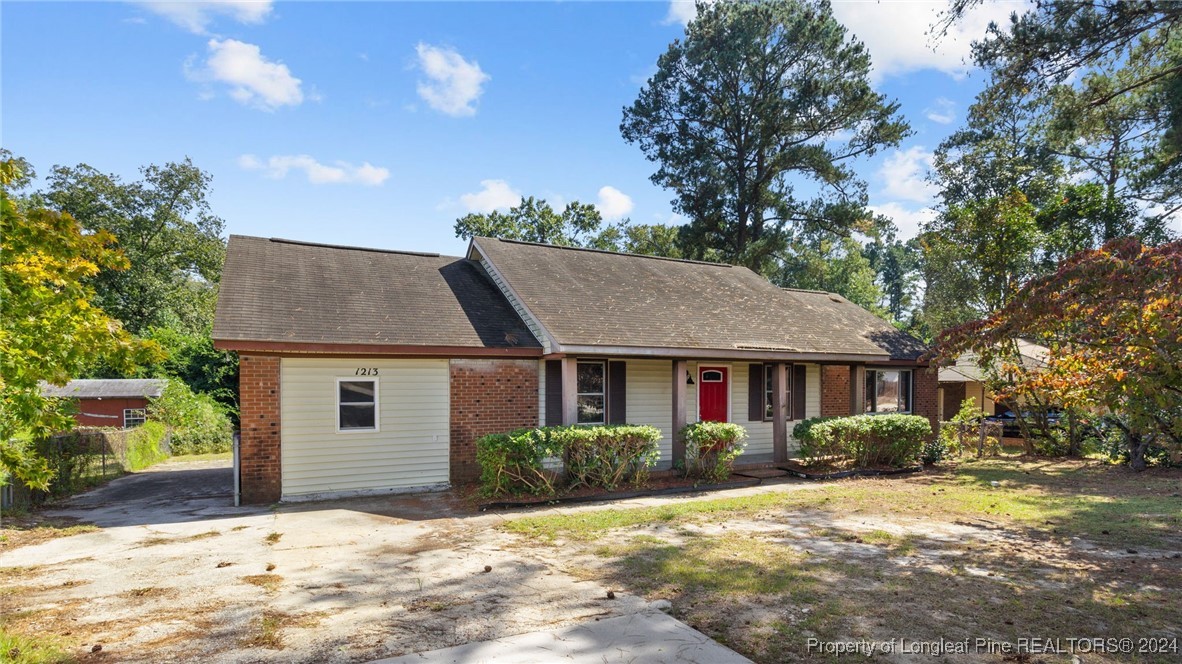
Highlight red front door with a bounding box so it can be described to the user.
[698,366,729,422]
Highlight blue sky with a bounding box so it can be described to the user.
[3,1,1026,256]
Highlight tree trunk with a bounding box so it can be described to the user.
[1128,432,1150,472]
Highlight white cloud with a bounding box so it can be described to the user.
[879,146,938,203]
[189,38,303,111]
[414,43,490,117]
[239,154,390,186]
[925,97,956,124]
[830,1,1027,82]
[596,186,634,220]
[665,0,699,25]
[869,202,937,241]
[459,179,521,213]
[136,1,272,35]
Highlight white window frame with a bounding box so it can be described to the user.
[336,377,380,433]
[762,364,793,422]
[864,368,913,415]
[123,408,147,428]
[576,360,606,425]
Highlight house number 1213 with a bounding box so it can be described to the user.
[355,368,379,376]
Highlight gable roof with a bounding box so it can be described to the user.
[40,379,166,399]
[938,342,1049,383]
[213,236,541,354]
[470,237,927,361]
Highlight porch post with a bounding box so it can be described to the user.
[561,357,578,425]
[771,362,788,462]
[672,359,688,468]
[850,364,866,416]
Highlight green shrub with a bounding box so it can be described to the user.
[681,421,747,483]
[125,421,169,471]
[798,414,931,468]
[795,416,846,464]
[556,425,661,491]
[476,428,563,495]
[922,437,947,465]
[149,381,233,455]
[936,399,1002,459]
[476,425,662,495]
[791,416,836,443]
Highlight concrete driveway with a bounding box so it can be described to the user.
[0,460,751,663]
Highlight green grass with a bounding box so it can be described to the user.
[505,458,1182,548]
[165,452,232,463]
[504,459,1182,664]
[0,626,74,663]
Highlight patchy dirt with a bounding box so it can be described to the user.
[0,460,650,663]
[511,465,1182,664]
[0,513,99,551]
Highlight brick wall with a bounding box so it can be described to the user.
[941,381,966,422]
[449,359,539,484]
[820,365,851,417]
[239,354,281,504]
[914,367,939,436]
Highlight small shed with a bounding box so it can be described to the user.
[40,379,167,428]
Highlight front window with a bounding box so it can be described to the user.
[123,408,146,428]
[338,379,378,431]
[865,369,912,414]
[763,364,792,420]
[576,361,605,424]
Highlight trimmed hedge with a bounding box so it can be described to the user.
[681,421,748,483]
[558,426,661,491]
[797,414,931,468]
[476,425,661,495]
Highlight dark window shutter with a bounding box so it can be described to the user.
[747,364,764,421]
[545,360,562,426]
[793,364,807,420]
[608,361,627,424]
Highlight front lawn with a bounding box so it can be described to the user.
[504,459,1182,663]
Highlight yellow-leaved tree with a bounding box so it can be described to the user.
[1,153,160,489]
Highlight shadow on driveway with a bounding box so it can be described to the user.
[48,459,267,528]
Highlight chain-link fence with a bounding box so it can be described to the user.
[2,425,171,509]
[938,420,1004,458]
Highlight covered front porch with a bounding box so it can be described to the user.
[544,356,933,470]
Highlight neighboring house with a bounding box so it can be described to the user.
[937,341,1049,419]
[39,379,167,428]
[213,235,938,504]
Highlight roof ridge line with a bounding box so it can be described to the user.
[484,237,733,267]
[267,237,442,258]
[779,286,833,295]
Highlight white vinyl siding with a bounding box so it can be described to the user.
[280,357,449,499]
[731,362,821,459]
[624,360,675,464]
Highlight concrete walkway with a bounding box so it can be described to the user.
[372,610,754,664]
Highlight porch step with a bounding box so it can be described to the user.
[732,468,790,479]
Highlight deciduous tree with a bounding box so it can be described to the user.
[1,156,160,488]
[42,158,226,335]
[934,238,1182,471]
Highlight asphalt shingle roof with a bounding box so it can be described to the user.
[473,237,927,360]
[40,379,167,399]
[213,236,540,349]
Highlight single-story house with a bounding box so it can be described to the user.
[39,379,167,428]
[937,341,1048,419]
[213,235,937,503]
